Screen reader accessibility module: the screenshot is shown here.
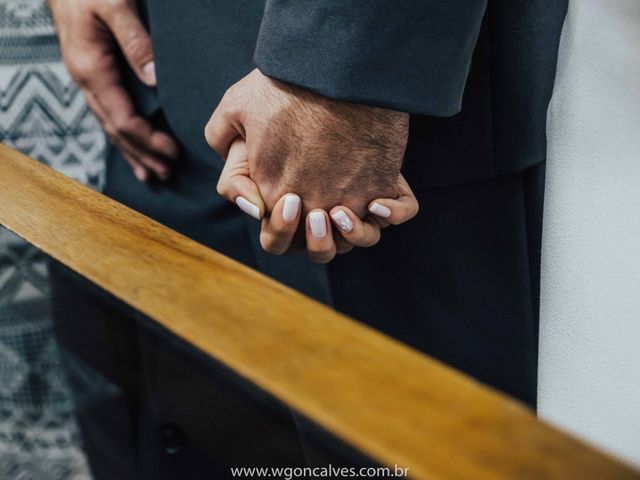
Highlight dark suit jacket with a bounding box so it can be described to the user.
[143,0,567,189]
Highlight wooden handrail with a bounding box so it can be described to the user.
[0,143,637,480]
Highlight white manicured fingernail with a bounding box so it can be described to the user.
[369,202,391,218]
[282,194,300,223]
[134,166,147,182]
[236,196,261,220]
[309,211,327,238]
[331,210,353,233]
[142,61,157,86]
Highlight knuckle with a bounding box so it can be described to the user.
[259,231,274,250]
[123,32,152,63]
[103,125,117,139]
[395,203,419,225]
[127,117,150,137]
[362,230,381,246]
[260,232,285,255]
[308,251,334,264]
[112,116,137,137]
[98,0,127,18]
[215,180,229,198]
[107,0,129,11]
[204,121,219,149]
[262,191,282,213]
[336,243,354,255]
[223,84,238,100]
[66,57,94,85]
[411,201,420,218]
[101,120,118,139]
[306,242,331,256]
[113,121,129,137]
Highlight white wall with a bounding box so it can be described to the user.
[539,0,640,468]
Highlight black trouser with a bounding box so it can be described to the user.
[329,162,545,406]
[50,262,308,480]
[50,135,544,478]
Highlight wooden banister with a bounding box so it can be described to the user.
[0,143,637,479]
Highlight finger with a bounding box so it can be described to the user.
[150,130,180,160]
[306,210,336,264]
[101,0,156,86]
[118,115,178,162]
[217,139,265,219]
[136,153,171,181]
[113,137,164,182]
[91,96,170,181]
[259,193,301,255]
[367,174,419,226]
[121,150,149,182]
[83,92,151,182]
[75,47,178,165]
[370,215,391,229]
[205,95,241,160]
[92,84,157,153]
[334,235,354,255]
[91,84,177,179]
[330,207,381,248]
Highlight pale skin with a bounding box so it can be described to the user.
[49,1,419,262]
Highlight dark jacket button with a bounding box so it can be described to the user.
[161,423,185,454]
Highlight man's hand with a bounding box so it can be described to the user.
[49,0,178,181]
[205,69,418,262]
[205,69,409,216]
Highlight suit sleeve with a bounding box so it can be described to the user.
[253,0,487,117]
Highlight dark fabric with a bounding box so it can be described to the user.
[255,0,487,117]
[401,2,568,187]
[145,0,263,172]
[50,263,139,480]
[50,0,563,475]
[329,163,545,405]
[146,0,567,188]
[50,262,307,480]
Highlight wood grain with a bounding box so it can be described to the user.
[0,144,637,480]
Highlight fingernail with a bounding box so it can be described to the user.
[236,196,261,220]
[331,210,353,233]
[134,166,147,182]
[369,202,391,218]
[282,194,300,223]
[142,61,157,86]
[309,211,327,238]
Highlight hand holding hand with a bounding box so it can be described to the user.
[216,139,419,263]
[49,0,178,181]
[205,69,419,262]
[205,69,409,216]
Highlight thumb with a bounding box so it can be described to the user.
[104,0,156,86]
[217,139,265,220]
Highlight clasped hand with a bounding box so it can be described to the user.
[205,69,419,263]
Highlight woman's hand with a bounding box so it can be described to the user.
[217,139,419,263]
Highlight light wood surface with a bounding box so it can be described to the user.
[0,143,638,480]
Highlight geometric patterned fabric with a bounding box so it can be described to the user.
[0,1,106,478]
